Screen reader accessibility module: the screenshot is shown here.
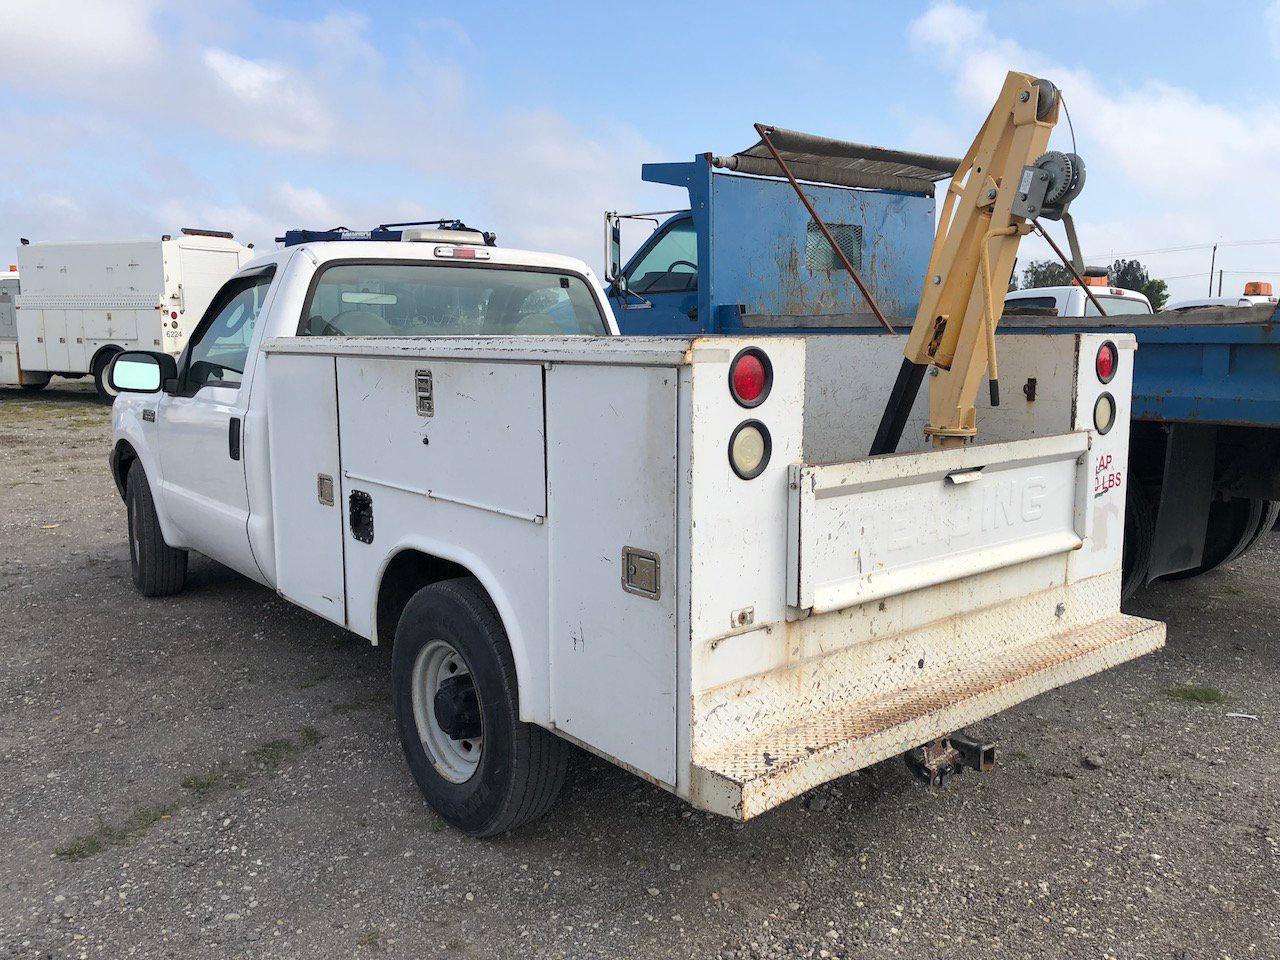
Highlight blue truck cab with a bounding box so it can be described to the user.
[606,128,1280,598]
[605,130,954,334]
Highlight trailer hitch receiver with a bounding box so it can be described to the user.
[903,731,997,787]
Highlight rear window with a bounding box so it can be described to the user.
[1086,295,1152,317]
[301,262,609,337]
[1004,295,1059,312]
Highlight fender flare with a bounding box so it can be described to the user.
[370,536,545,726]
[110,402,182,547]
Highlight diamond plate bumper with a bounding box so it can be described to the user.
[689,611,1164,820]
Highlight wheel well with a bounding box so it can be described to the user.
[376,550,472,645]
[111,439,139,500]
[91,344,122,372]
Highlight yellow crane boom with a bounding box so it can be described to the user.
[872,71,1084,454]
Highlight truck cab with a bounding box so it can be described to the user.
[1004,280,1154,318]
[606,129,952,334]
[1165,281,1279,312]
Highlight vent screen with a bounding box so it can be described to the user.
[805,222,863,272]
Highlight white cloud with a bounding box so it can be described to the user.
[0,0,162,83]
[0,4,661,268]
[201,48,336,152]
[909,2,1280,299]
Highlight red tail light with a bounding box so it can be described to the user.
[729,347,772,408]
[1096,341,1117,384]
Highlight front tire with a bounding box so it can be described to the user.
[392,578,569,837]
[126,460,187,597]
[92,350,120,403]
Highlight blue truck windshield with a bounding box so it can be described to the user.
[302,262,608,337]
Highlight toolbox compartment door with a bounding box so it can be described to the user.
[267,353,348,626]
[788,431,1090,614]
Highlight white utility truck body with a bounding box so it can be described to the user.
[109,234,1163,828]
[4,232,252,395]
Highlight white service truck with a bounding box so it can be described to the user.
[107,227,1164,836]
[1004,279,1154,318]
[3,230,252,399]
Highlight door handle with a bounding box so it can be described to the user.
[228,417,241,461]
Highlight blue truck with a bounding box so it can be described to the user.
[605,129,1280,598]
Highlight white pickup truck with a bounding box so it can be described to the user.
[108,227,1164,836]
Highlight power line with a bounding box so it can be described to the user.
[1083,238,1280,260]
[1156,270,1280,281]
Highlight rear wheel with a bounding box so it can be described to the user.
[126,460,188,596]
[392,578,569,837]
[1164,496,1272,581]
[1121,482,1155,601]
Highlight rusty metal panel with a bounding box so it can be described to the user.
[705,171,935,322]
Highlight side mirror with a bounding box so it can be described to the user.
[608,220,623,282]
[109,351,178,394]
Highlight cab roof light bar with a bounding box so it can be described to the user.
[277,219,497,248]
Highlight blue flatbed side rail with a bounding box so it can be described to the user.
[731,303,1280,428]
[1003,305,1280,428]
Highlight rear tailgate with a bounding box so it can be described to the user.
[788,432,1090,613]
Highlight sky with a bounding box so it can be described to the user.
[1,0,1278,302]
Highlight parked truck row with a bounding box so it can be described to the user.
[1,230,252,399]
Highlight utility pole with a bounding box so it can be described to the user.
[1218,269,1224,296]
[1208,243,1218,295]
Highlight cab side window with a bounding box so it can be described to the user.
[623,219,698,295]
[184,269,275,391]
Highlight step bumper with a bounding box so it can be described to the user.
[689,612,1165,820]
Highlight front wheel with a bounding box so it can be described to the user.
[92,350,120,403]
[126,460,188,596]
[392,578,569,836]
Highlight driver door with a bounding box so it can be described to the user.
[610,217,700,334]
[155,266,277,582]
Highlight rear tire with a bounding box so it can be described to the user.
[392,578,569,837]
[1235,499,1279,561]
[92,349,120,403]
[1164,496,1269,581]
[1121,482,1155,602]
[126,460,187,597]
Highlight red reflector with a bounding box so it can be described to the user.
[170,311,178,320]
[733,355,766,402]
[729,347,772,408]
[1096,341,1118,384]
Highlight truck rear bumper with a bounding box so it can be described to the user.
[688,606,1164,820]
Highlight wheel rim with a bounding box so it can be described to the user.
[410,639,483,783]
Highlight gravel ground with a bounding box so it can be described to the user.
[1,382,1277,960]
